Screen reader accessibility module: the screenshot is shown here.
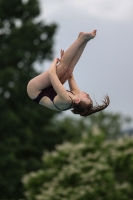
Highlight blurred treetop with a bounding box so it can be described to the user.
[0,0,58,199]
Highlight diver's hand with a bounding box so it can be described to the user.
[57,49,65,64]
[49,58,60,73]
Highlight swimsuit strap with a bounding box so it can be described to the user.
[53,91,74,111]
[67,90,74,95]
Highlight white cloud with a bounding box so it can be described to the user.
[40,0,133,21]
[74,0,133,21]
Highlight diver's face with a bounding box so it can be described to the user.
[79,92,93,105]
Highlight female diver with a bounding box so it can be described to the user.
[27,30,110,117]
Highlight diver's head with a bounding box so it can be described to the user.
[71,93,110,117]
[72,92,93,115]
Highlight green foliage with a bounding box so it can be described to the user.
[51,111,132,142]
[0,0,58,198]
[43,117,86,147]
[22,134,133,200]
[83,111,132,138]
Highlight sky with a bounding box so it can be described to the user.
[37,0,133,125]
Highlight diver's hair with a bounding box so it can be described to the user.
[71,95,110,117]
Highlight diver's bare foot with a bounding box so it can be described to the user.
[79,30,97,41]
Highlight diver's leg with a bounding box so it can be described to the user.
[57,30,96,74]
[27,30,96,98]
[59,41,87,84]
[60,30,97,83]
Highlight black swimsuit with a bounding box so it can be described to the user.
[33,86,74,111]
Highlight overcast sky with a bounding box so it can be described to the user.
[38,0,133,124]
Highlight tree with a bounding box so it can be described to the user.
[49,111,132,142]
[82,111,132,139]
[0,0,58,198]
[22,133,133,200]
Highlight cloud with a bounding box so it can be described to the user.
[40,0,133,22]
[74,0,133,21]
